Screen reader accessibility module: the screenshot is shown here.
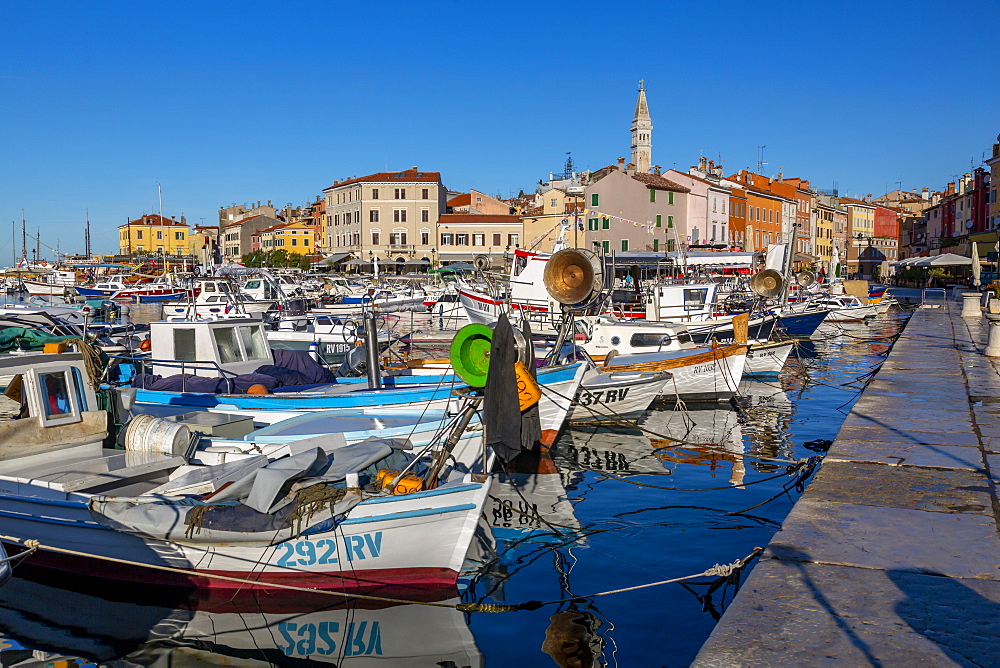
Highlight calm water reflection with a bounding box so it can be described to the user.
[0,309,910,666]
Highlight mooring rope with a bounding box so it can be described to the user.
[0,533,761,614]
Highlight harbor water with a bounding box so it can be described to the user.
[0,302,911,666]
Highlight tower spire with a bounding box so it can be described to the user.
[631,80,652,174]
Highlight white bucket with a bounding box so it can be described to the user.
[124,414,191,456]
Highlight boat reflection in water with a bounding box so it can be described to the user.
[553,380,794,487]
[0,568,483,666]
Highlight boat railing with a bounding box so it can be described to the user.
[108,354,240,393]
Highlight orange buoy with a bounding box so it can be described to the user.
[246,384,270,395]
[139,339,151,352]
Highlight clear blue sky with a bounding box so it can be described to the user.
[1,0,997,260]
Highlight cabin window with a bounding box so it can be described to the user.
[245,280,262,289]
[630,333,673,348]
[213,328,243,363]
[174,329,197,361]
[71,367,89,411]
[239,326,269,361]
[683,288,709,310]
[39,371,72,419]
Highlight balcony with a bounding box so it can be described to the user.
[386,244,414,253]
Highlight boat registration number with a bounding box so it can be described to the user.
[274,532,383,567]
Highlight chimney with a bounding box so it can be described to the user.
[411,166,418,172]
[653,165,662,176]
[617,157,625,170]
[922,187,929,200]
[699,156,707,171]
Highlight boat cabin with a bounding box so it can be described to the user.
[149,318,275,377]
[0,352,107,460]
[644,282,719,321]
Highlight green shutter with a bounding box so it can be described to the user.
[602,217,609,230]
[653,238,659,250]
[589,217,598,231]
[667,215,674,228]
[591,193,599,207]
[667,239,675,251]
[656,214,662,228]
[602,240,610,253]
[621,239,628,251]
[649,189,656,203]
[668,192,674,205]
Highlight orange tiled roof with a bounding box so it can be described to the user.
[324,168,441,190]
[123,214,186,227]
[447,193,472,207]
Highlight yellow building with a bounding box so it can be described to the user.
[118,214,191,255]
[259,221,315,253]
[987,134,1000,230]
[839,198,876,278]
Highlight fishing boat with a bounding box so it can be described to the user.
[808,294,878,321]
[574,315,748,401]
[0,351,493,593]
[21,270,78,297]
[75,274,194,301]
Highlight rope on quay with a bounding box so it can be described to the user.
[0,533,762,614]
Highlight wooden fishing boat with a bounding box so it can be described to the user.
[0,351,492,593]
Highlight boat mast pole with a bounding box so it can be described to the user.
[85,208,91,257]
[20,210,26,267]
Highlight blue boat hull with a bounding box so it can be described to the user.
[777,309,829,336]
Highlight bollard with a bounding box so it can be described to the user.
[961,292,982,318]
[985,313,1000,357]
[990,297,1000,315]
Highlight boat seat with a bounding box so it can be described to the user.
[11,449,187,493]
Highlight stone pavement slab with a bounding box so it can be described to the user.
[694,560,1000,667]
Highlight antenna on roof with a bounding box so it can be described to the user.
[563,152,574,180]
[756,146,767,174]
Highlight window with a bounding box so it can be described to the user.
[175,232,184,240]
[354,210,360,223]
[591,193,599,206]
[172,328,197,361]
[456,233,468,246]
[238,326,269,361]
[508,233,519,247]
[372,188,379,199]
[621,239,628,251]
[421,208,429,223]
[372,232,380,245]
[441,233,453,245]
[667,239,676,251]
[136,231,143,239]
[370,209,380,222]
[394,188,405,199]
[39,371,72,419]
[157,230,163,240]
[493,233,501,246]
[390,232,407,246]
[602,240,610,253]
[656,214,662,228]
[473,233,484,246]
[421,188,429,199]
[653,238,659,250]
[393,209,407,223]
[588,218,598,231]
[668,192,675,205]
[291,238,297,246]
[683,288,709,310]
[630,332,672,348]
[649,189,656,203]
[213,327,242,364]
[602,217,609,230]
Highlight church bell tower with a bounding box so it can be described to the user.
[630,80,652,174]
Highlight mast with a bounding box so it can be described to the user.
[20,210,26,266]
[85,209,91,257]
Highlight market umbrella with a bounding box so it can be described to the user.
[971,241,982,287]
